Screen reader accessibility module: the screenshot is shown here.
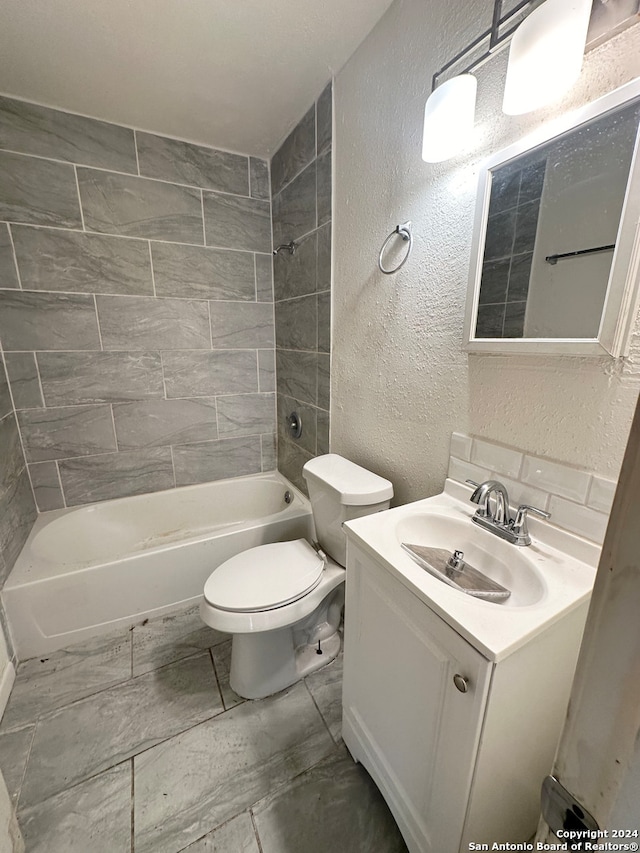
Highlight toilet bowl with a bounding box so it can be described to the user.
[200,454,393,700]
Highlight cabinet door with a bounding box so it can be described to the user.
[342,544,492,853]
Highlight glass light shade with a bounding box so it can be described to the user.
[503,0,592,116]
[422,74,477,163]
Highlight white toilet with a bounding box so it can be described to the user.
[200,454,393,699]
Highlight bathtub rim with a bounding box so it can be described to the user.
[5,470,311,589]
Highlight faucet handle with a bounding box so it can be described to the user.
[465,479,479,488]
[512,504,551,545]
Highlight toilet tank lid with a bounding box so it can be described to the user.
[302,454,393,505]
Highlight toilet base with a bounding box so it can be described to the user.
[229,586,344,699]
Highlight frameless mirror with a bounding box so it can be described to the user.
[464,79,640,356]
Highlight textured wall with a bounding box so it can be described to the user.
[0,97,276,510]
[332,0,640,505]
[271,83,332,492]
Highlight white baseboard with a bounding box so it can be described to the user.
[0,662,15,720]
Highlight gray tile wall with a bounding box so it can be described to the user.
[476,155,546,338]
[0,353,36,660]
[0,96,275,511]
[271,82,332,492]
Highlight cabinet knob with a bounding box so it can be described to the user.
[453,674,469,693]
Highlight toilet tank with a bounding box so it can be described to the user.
[302,454,393,566]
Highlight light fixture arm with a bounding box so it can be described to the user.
[431,0,535,93]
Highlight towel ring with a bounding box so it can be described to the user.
[378,221,413,275]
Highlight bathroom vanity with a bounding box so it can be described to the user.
[342,480,596,853]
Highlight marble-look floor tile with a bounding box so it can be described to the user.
[0,725,34,803]
[18,761,132,853]
[179,811,259,853]
[20,652,222,808]
[252,747,408,853]
[134,680,335,853]
[305,652,343,743]
[132,605,228,677]
[210,640,243,711]
[1,631,132,732]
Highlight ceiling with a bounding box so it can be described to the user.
[0,0,395,158]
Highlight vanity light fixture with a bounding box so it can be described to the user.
[421,74,477,163]
[502,0,593,115]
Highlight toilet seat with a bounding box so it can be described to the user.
[203,539,324,613]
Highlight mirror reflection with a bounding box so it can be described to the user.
[475,100,640,340]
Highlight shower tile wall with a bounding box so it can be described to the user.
[0,353,36,658]
[0,96,276,511]
[272,82,332,491]
[476,156,546,339]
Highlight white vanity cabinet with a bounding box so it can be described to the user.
[342,538,589,853]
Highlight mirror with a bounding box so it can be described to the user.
[464,79,640,356]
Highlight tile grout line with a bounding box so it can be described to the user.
[0,144,263,200]
[302,678,336,745]
[250,809,265,853]
[73,165,87,232]
[54,460,67,509]
[6,224,23,290]
[13,723,37,813]
[0,338,38,507]
[147,241,157,297]
[0,218,272,256]
[133,129,141,177]
[208,648,227,711]
[130,756,135,853]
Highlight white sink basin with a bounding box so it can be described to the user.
[395,512,546,607]
[344,480,597,662]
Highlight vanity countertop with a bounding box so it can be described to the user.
[344,479,598,662]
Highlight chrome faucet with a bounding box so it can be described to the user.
[466,479,550,546]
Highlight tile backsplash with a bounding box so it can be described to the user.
[448,432,616,545]
[0,96,276,511]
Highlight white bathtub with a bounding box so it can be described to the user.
[2,472,313,659]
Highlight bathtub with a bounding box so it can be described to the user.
[2,472,313,660]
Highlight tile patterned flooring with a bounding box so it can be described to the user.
[0,606,408,852]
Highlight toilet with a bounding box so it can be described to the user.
[200,454,393,699]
